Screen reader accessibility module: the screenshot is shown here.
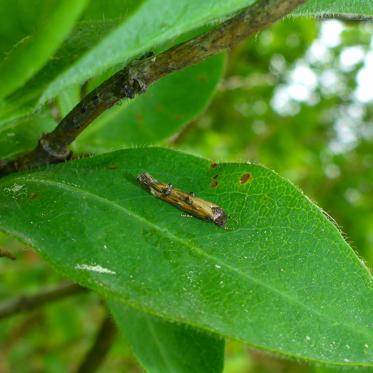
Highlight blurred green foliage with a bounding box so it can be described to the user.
[178,17,373,264]
[1,14,373,373]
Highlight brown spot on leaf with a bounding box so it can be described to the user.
[213,174,219,179]
[211,179,218,188]
[24,251,39,263]
[107,164,119,170]
[135,113,144,123]
[155,104,164,113]
[240,172,252,184]
[30,192,39,200]
[210,162,218,169]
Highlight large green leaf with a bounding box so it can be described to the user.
[315,367,372,373]
[0,147,372,365]
[74,54,225,152]
[294,1,373,16]
[109,301,224,373]
[0,0,89,99]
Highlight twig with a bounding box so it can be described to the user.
[0,248,16,260]
[76,315,117,373]
[0,0,305,176]
[0,281,86,320]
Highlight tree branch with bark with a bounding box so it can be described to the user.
[0,0,305,177]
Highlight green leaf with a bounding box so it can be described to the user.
[109,301,224,373]
[0,147,372,365]
[56,85,81,118]
[74,54,226,152]
[315,367,373,373]
[294,1,373,16]
[0,0,142,124]
[0,0,89,99]
[0,111,56,160]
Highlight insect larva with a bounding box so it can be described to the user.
[137,172,227,227]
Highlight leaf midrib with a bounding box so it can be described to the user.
[2,175,373,341]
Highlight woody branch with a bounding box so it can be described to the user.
[0,281,86,320]
[0,0,305,177]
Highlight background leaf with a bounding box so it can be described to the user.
[0,111,56,160]
[74,54,226,152]
[0,0,89,99]
[0,147,372,365]
[109,301,224,373]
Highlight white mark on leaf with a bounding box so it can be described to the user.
[4,184,24,193]
[75,263,116,275]
[305,336,311,341]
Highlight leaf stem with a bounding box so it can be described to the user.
[0,0,305,176]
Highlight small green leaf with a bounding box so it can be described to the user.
[294,1,373,17]
[56,85,81,118]
[109,301,224,373]
[0,0,89,99]
[0,147,372,365]
[74,54,225,152]
[0,0,143,124]
[0,111,56,160]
